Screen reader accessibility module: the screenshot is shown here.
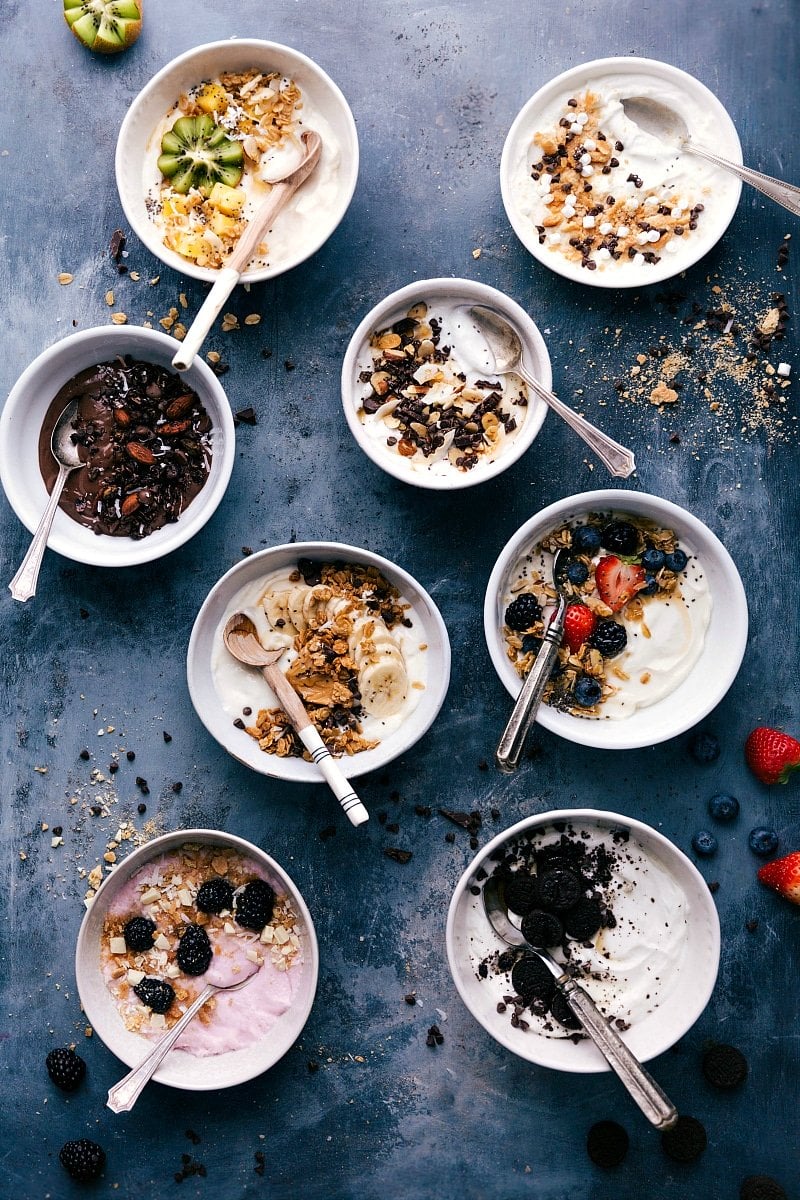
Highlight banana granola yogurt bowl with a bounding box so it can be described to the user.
[116,40,359,282]
[76,829,319,1090]
[341,279,550,490]
[501,57,742,288]
[484,490,747,750]
[188,542,451,781]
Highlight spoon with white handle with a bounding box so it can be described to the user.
[223,612,369,827]
[467,306,636,478]
[482,874,678,1130]
[622,96,800,218]
[107,964,259,1113]
[173,130,323,372]
[9,399,81,603]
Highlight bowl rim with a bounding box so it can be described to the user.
[500,55,743,290]
[115,38,360,284]
[186,539,452,780]
[445,806,721,1072]
[75,827,320,1090]
[0,325,236,567]
[340,277,552,490]
[483,488,748,749]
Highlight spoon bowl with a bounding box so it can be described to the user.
[468,305,636,478]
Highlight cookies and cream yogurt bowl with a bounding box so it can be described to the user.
[116,40,359,283]
[446,809,720,1073]
[501,57,742,288]
[76,829,319,1090]
[341,279,551,490]
[484,490,747,750]
[188,542,451,781]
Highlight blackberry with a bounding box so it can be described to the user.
[702,1042,748,1090]
[538,867,582,912]
[689,731,720,764]
[573,676,602,708]
[550,988,581,1031]
[691,830,718,857]
[665,548,689,573]
[641,547,666,572]
[510,953,555,1005]
[176,924,213,976]
[520,909,563,947]
[59,1139,106,1182]
[235,879,275,931]
[504,873,539,916]
[123,916,157,952]
[196,878,235,914]
[504,594,542,632]
[749,827,779,857]
[708,792,739,822]
[571,524,602,554]
[661,1115,707,1163]
[563,896,604,941]
[600,520,639,555]
[134,977,175,1014]
[589,619,627,658]
[740,1177,788,1200]
[586,1120,629,1168]
[45,1047,86,1092]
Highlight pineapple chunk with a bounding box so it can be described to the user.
[169,231,207,260]
[208,183,246,216]
[162,194,189,218]
[196,83,230,114]
[209,210,241,239]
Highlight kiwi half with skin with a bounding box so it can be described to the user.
[157,116,245,196]
[64,0,142,54]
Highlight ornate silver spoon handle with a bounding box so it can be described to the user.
[688,143,800,217]
[9,463,72,602]
[559,976,678,1130]
[520,369,636,479]
[496,596,566,772]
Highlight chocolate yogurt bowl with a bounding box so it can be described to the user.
[76,828,319,1090]
[187,541,452,782]
[484,489,747,751]
[0,326,235,568]
[341,278,551,490]
[500,56,742,289]
[116,40,359,285]
[446,808,721,1073]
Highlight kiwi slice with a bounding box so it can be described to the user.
[157,115,244,196]
[64,0,142,54]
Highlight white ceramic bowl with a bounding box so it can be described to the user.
[187,541,451,781]
[0,326,235,568]
[501,56,742,288]
[340,278,551,490]
[116,39,359,284]
[446,808,720,1072]
[484,489,747,750]
[76,828,319,1091]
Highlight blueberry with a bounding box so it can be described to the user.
[573,676,602,708]
[708,793,739,822]
[665,548,689,573]
[689,731,720,764]
[641,547,666,572]
[565,560,589,586]
[748,827,779,857]
[641,574,659,596]
[521,634,542,655]
[601,520,639,555]
[571,524,601,554]
[691,830,718,856]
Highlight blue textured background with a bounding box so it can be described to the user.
[1,1,798,1196]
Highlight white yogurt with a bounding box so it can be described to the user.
[355,301,529,480]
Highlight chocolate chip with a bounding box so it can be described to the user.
[404,992,417,1005]
[163,731,172,743]
[126,750,136,762]
[233,407,257,426]
[109,229,126,261]
[171,782,183,793]
[137,803,147,814]
[384,847,412,864]
[79,749,91,761]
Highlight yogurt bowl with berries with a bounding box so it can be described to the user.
[484,490,747,750]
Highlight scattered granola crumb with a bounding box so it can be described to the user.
[58,272,74,285]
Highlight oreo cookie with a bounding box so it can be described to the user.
[586,1120,629,1168]
[702,1042,748,1090]
[537,867,582,912]
[661,1115,707,1163]
[550,988,582,1031]
[520,909,563,948]
[740,1177,788,1200]
[510,954,555,1005]
[563,896,604,941]
[504,872,539,916]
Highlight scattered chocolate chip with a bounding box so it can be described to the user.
[79,749,91,761]
[135,777,149,795]
[284,359,295,371]
[384,847,412,864]
[242,707,252,717]
[233,718,245,730]
[52,825,62,837]
[490,807,501,820]
[109,229,126,261]
[708,880,720,893]
[163,731,172,743]
[241,546,253,557]
[185,1130,201,1145]
[234,407,258,426]
[425,1024,444,1047]
[587,1120,629,1168]
[126,750,136,762]
[137,803,147,814]
[669,432,681,444]
[90,805,102,816]
[414,804,431,817]
[109,761,119,774]
[79,608,90,619]
[746,918,759,932]
[404,992,417,1005]
[307,1060,319,1072]
[444,832,455,843]
[172,781,183,793]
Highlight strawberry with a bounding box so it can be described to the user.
[744,726,800,785]
[563,603,597,653]
[757,850,800,905]
[594,556,646,613]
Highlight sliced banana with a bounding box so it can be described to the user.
[263,590,292,631]
[360,658,409,718]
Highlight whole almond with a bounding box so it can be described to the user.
[159,419,191,436]
[114,409,132,426]
[165,393,194,419]
[121,493,140,516]
[126,442,155,465]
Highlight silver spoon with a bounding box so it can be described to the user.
[622,96,800,218]
[107,962,260,1113]
[9,399,82,603]
[482,873,678,1130]
[223,612,369,827]
[496,548,569,773]
[467,305,636,479]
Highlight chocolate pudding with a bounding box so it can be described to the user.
[38,357,212,538]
